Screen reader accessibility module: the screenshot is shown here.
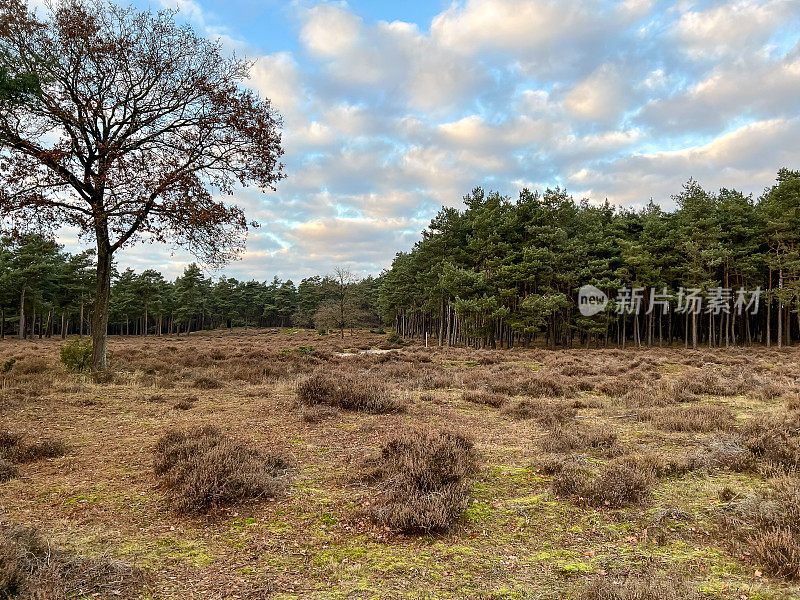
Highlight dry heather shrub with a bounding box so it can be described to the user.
[489,371,576,398]
[595,375,642,398]
[298,404,338,423]
[742,414,800,473]
[14,358,49,375]
[0,525,147,599]
[539,426,619,455]
[655,378,697,404]
[622,385,672,408]
[750,528,800,579]
[153,426,291,513]
[0,457,18,482]
[502,399,576,425]
[682,368,726,396]
[642,405,735,433]
[722,477,800,579]
[688,436,754,472]
[0,432,68,464]
[577,574,702,600]
[369,427,478,533]
[231,362,288,384]
[461,390,507,408]
[552,458,655,508]
[624,452,693,478]
[571,397,605,409]
[192,375,222,389]
[297,372,404,413]
[524,372,578,398]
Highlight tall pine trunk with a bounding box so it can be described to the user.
[18,287,25,341]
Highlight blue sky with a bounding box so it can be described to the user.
[69,0,800,281]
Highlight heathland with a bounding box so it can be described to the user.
[2,329,800,599]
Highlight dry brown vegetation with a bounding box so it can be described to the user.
[153,425,291,513]
[296,371,405,413]
[0,525,147,599]
[364,426,478,533]
[1,329,800,598]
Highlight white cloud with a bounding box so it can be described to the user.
[673,0,795,60]
[565,64,628,121]
[299,4,361,57]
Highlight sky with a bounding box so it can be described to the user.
[63,0,800,281]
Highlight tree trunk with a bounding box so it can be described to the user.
[18,287,25,341]
[91,239,113,371]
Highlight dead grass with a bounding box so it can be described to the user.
[298,403,339,423]
[153,425,291,513]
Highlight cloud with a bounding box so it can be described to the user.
[673,0,795,60]
[48,0,800,282]
[567,118,800,205]
[565,64,628,122]
[299,4,361,57]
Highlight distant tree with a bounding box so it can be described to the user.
[314,267,367,338]
[0,0,284,369]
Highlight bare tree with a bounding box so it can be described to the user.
[0,0,284,369]
[314,266,364,339]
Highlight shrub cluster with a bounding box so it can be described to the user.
[552,458,655,508]
[641,405,735,433]
[369,427,478,533]
[502,399,576,425]
[0,525,147,599]
[540,426,619,456]
[297,372,404,413]
[59,338,93,372]
[461,390,507,408]
[577,573,702,600]
[153,426,291,513]
[724,477,800,579]
[742,413,800,473]
[0,432,68,482]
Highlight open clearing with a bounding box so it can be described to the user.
[1,329,800,599]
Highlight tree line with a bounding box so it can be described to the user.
[0,236,379,340]
[377,169,800,349]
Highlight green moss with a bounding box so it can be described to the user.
[556,560,594,575]
[463,501,493,523]
[116,536,214,567]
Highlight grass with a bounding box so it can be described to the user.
[0,329,799,598]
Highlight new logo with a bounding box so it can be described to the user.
[578,285,608,316]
